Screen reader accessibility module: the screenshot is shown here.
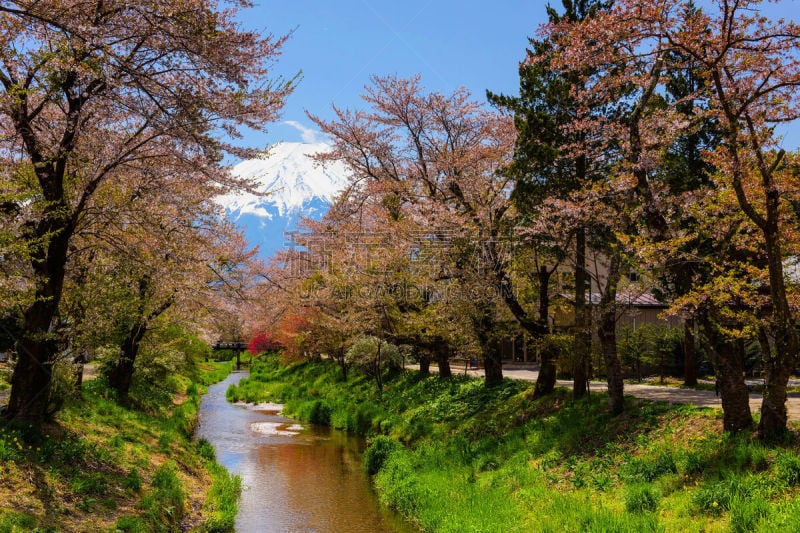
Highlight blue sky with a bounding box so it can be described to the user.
[236,1,550,148]
[235,0,800,150]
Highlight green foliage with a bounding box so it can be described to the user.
[364,436,403,476]
[71,473,108,496]
[346,336,402,391]
[307,400,332,425]
[625,484,660,513]
[232,354,800,532]
[729,494,769,533]
[0,511,37,533]
[140,462,186,529]
[622,451,676,482]
[124,468,142,492]
[194,361,235,386]
[692,474,771,516]
[201,463,242,532]
[115,516,149,533]
[774,451,800,486]
[197,438,216,461]
[617,324,683,380]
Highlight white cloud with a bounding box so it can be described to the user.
[284,120,320,144]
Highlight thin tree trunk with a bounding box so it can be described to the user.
[375,341,383,393]
[534,265,556,396]
[573,226,589,398]
[74,353,86,391]
[107,279,172,399]
[336,349,348,381]
[683,317,698,386]
[758,233,798,439]
[598,248,624,414]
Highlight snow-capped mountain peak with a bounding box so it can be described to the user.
[218,141,350,219]
[217,141,351,260]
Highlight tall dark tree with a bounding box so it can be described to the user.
[488,0,609,400]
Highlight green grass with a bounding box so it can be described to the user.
[195,361,237,386]
[0,356,237,532]
[201,461,242,532]
[231,354,800,532]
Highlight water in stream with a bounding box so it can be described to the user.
[196,371,414,533]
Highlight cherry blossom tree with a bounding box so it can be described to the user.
[310,76,548,387]
[537,0,800,434]
[0,0,293,422]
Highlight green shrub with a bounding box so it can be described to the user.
[729,494,769,533]
[625,484,660,513]
[692,475,768,516]
[0,438,19,461]
[141,462,186,528]
[115,516,149,533]
[0,511,37,533]
[774,451,800,486]
[201,463,241,532]
[124,468,142,492]
[308,400,332,425]
[375,453,423,514]
[730,437,769,471]
[197,438,216,461]
[675,449,707,476]
[364,436,403,476]
[623,452,676,482]
[71,473,108,495]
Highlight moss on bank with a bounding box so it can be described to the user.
[0,360,239,532]
[229,355,800,532]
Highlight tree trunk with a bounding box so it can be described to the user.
[336,349,348,381]
[418,352,431,377]
[758,232,798,439]
[7,327,56,423]
[538,265,551,331]
[573,226,589,398]
[107,323,147,398]
[6,222,71,423]
[534,342,557,397]
[374,341,383,393]
[700,314,753,432]
[434,339,452,379]
[473,306,503,386]
[598,248,624,414]
[534,265,556,396]
[683,317,698,386]
[74,352,86,391]
[483,339,503,387]
[760,354,793,440]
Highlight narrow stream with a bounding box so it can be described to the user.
[196,371,414,533]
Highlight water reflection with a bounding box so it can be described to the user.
[196,372,413,533]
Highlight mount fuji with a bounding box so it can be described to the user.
[217,142,351,260]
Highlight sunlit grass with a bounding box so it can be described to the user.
[234,354,800,532]
[0,358,236,532]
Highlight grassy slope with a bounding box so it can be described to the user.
[0,360,239,533]
[228,356,800,533]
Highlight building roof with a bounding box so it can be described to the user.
[557,292,668,308]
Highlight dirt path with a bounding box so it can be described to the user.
[409,364,800,423]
